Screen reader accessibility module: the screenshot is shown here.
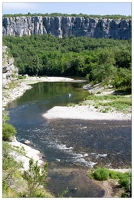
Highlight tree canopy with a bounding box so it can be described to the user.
[3,13,131,19]
[3,35,131,92]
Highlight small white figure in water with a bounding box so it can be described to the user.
[56,158,60,162]
[67,93,72,98]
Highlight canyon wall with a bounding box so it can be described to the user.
[2,46,18,86]
[2,16,131,39]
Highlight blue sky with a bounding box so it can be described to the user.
[2,1,132,16]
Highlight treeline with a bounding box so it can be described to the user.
[3,35,131,91]
[3,13,131,19]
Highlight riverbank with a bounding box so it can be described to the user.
[21,76,86,84]
[2,76,131,197]
[2,76,86,108]
[8,138,45,171]
[43,105,131,120]
[7,138,131,198]
[2,82,32,108]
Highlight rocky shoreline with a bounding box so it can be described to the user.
[2,76,85,109]
[2,82,32,108]
[8,138,45,171]
[2,76,131,198]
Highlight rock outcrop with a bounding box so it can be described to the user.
[2,16,131,39]
[2,46,18,86]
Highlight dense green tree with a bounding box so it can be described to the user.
[3,35,131,91]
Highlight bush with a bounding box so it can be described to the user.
[119,177,129,188]
[109,171,122,179]
[2,123,17,141]
[90,168,132,197]
[119,173,131,189]
[93,167,109,181]
[22,159,48,197]
[18,75,26,79]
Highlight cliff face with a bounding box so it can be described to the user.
[2,16,131,39]
[2,46,18,86]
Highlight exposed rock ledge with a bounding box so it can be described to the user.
[8,139,44,171]
[2,16,131,39]
[2,82,32,108]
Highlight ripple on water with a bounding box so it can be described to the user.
[7,82,131,197]
[40,118,131,169]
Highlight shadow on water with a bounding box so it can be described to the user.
[47,168,105,197]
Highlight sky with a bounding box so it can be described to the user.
[2,1,132,16]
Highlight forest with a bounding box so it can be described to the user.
[2,13,131,19]
[3,35,131,92]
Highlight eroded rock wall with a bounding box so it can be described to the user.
[2,16,131,39]
[2,46,18,86]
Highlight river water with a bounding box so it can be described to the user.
[7,81,131,197]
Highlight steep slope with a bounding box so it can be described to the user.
[2,46,18,86]
[2,16,131,39]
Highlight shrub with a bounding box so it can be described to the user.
[22,159,48,197]
[67,103,75,107]
[92,167,109,181]
[2,142,23,197]
[18,75,26,79]
[119,173,131,189]
[119,177,129,188]
[90,168,132,197]
[2,123,17,141]
[2,111,10,123]
[108,171,123,179]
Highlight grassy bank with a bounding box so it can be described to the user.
[89,167,131,197]
[82,94,131,114]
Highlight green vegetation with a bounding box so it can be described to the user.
[2,113,53,197]
[67,103,75,107]
[90,167,131,197]
[18,75,26,79]
[2,111,10,123]
[2,111,17,141]
[21,159,50,197]
[3,12,131,19]
[91,167,109,180]
[2,123,17,141]
[2,25,132,197]
[3,81,18,89]
[2,142,53,197]
[3,35,131,93]
[2,142,24,197]
[84,94,131,113]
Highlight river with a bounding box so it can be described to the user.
[7,81,131,197]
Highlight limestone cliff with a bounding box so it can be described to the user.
[2,16,131,39]
[2,46,18,86]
